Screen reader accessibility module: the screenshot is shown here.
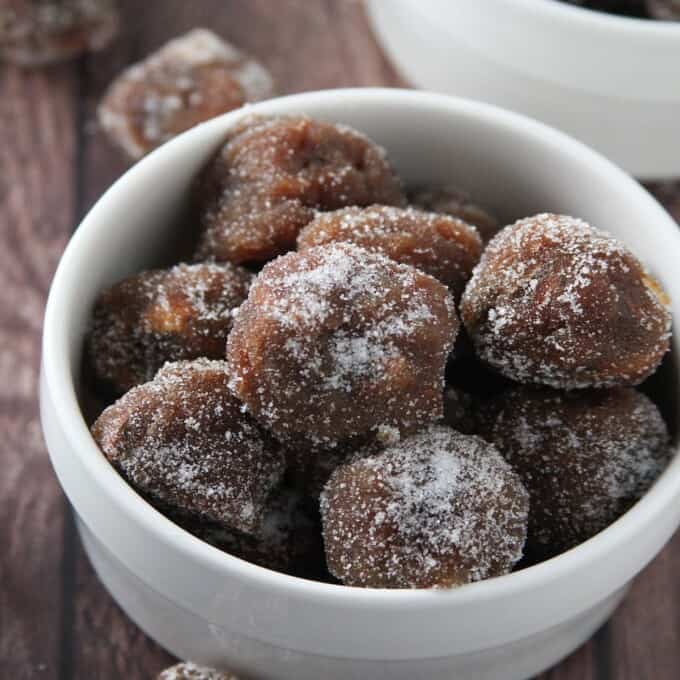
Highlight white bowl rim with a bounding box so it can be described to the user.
[515,0,680,34]
[409,1,680,101]
[42,87,680,609]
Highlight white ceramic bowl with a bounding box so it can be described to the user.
[367,0,680,179]
[41,89,680,680]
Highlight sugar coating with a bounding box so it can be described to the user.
[227,243,458,449]
[88,262,253,395]
[409,184,500,244]
[194,115,405,264]
[158,662,237,680]
[460,213,672,389]
[91,359,285,534]
[0,0,118,65]
[99,28,274,159]
[297,205,482,300]
[489,387,671,556]
[320,424,529,589]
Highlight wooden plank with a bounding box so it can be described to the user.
[540,639,599,680]
[604,495,680,680]
[648,181,680,224]
[65,551,174,679]
[0,61,77,679]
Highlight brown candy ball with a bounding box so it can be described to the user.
[194,115,405,264]
[489,387,671,557]
[297,205,482,300]
[320,425,529,589]
[88,262,252,396]
[227,243,458,448]
[99,29,273,160]
[0,0,118,66]
[91,359,285,534]
[408,184,500,243]
[460,214,671,389]
[158,663,237,680]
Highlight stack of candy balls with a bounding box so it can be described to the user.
[88,113,673,589]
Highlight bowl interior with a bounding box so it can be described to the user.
[47,89,680,598]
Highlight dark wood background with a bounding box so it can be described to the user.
[2,1,679,678]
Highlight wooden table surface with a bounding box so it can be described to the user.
[2,2,679,678]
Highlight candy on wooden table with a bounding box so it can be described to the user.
[99,28,274,159]
[0,0,118,65]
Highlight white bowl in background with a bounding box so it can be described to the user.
[367,0,680,179]
[41,88,680,680]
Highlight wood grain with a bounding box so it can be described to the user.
[541,639,599,680]
[0,1,679,678]
[606,530,680,680]
[0,62,77,680]
[650,182,680,223]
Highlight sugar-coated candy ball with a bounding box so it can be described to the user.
[489,387,671,557]
[227,243,458,448]
[321,425,529,588]
[460,214,671,389]
[91,359,285,534]
[194,116,405,264]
